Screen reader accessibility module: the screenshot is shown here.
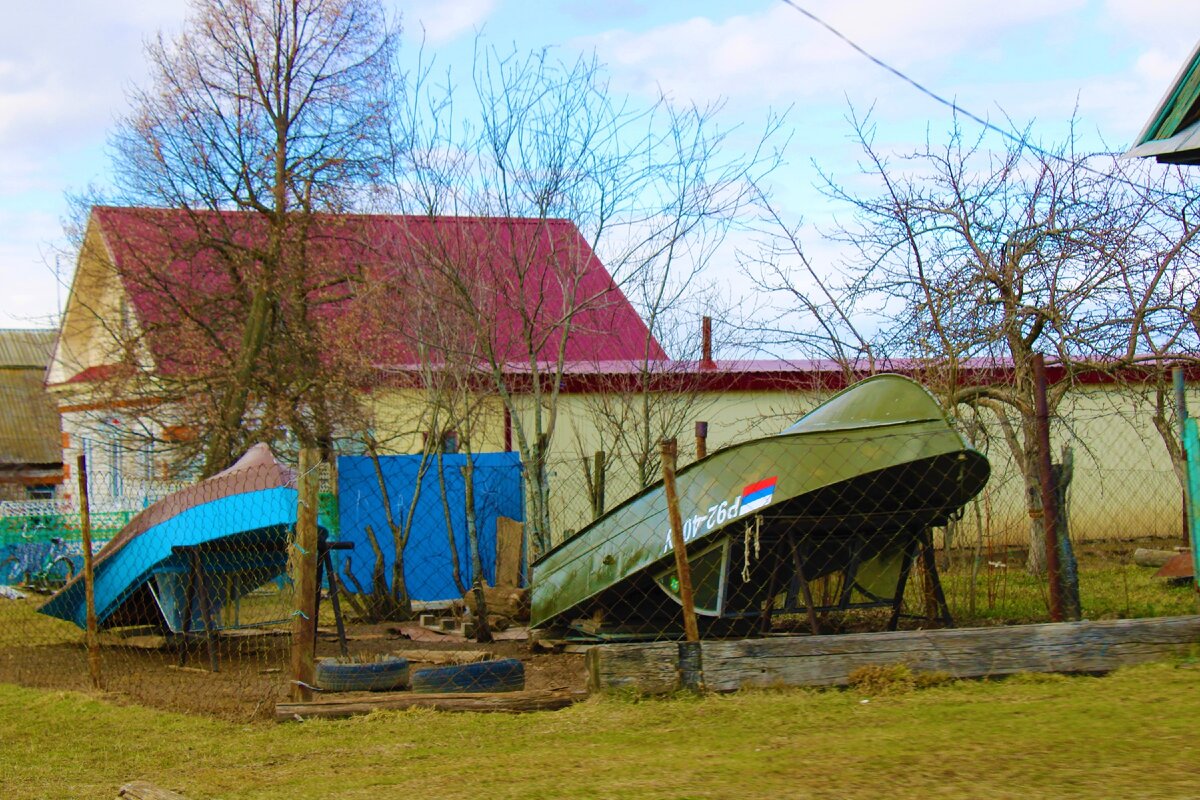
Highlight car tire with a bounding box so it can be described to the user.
[314,655,410,692]
[410,657,525,694]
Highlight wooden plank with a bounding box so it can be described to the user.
[495,517,524,588]
[275,688,586,721]
[587,615,1200,694]
[117,781,191,800]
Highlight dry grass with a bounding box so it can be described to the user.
[2,660,1200,799]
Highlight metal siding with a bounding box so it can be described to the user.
[0,367,62,464]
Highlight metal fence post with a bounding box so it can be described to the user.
[1175,366,1188,547]
[290,447,320,702]
[76,454,102,690]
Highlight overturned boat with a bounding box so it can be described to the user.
[530,374,990,640]
[40,445,307,633]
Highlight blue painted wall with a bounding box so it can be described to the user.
[336,453,523,602]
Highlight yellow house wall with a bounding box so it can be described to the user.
[372,382,1193,551]
[48,224,133,387]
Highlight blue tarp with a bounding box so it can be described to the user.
[336,453,524,602]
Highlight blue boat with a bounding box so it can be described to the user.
[40,445,305,633]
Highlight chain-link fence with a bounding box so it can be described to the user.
[533,375,1198,642]
[3,376,1198,718]
[0,447,556,719]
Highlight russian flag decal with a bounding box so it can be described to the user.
[740,476,778,515]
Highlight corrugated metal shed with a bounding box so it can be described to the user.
[0,329,61,465]
[0,329,56,368]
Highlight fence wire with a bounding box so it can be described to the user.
[2,382,1198,718]
[536,393,1198,641]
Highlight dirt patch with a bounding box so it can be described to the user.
[0,619,587,723]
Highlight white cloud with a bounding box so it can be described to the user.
[580,1,1087,106]
[0,2,188,325]
[0,1,188,161]
[397,0,496,45]
[0,209,67,326]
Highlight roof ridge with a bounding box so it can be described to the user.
[94,206,575,226]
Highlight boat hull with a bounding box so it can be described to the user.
[39,488,298,631]
[530,375,990,633]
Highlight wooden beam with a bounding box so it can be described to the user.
[275,688,586,721]
[586,615,1200,694]
[117,781,191,800]
[495,517,524,589]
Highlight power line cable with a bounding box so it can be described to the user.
[777,0,1190,200]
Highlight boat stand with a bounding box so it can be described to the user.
[771,528,953,634]
[174,540,352,671]
[886,529,953,630]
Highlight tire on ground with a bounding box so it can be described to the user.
[315,655,410,692]
[410,657,525,694]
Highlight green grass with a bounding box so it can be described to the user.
[3,661,1200,799]
[936,549,1200,625]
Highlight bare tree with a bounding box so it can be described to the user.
[760,110,1200,573]
[383,42,783,557]
[71,0,399,474]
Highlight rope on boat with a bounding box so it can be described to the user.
[741,515,761,582]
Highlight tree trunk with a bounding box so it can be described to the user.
[1023,421,1047,576]
[462,455,493,643]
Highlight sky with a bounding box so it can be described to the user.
[1,0,1197,329]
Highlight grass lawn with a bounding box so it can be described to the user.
[3,660,1200,800]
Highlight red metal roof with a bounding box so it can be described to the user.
[86,207,667,379]
[58,364,127,385]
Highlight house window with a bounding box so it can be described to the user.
[109,439,123,499]
[27,485,55,500]
[421,429,460,454]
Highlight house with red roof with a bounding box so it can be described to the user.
[45,207,1191,550]
[46,206,667,507]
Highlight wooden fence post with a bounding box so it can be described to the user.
[76,454,102,690]
[592,450,606,519]
[290,448,321,702]
[661,438,704,692]
[694,421,708,461]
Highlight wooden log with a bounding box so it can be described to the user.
[587,615,1200,694]
[275,687,586,721]
[1133,548,1179,568]
[463,585,530,621]
[399,649,493,665]
[117,781,190,800]
[495,517,524,589]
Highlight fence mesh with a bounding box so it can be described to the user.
[535,386,1198,642]
[1,380,1197,719]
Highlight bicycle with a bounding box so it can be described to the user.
[0,535,81,595]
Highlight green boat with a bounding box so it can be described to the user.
[530,374,990,639]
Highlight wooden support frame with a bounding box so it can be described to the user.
[168,540,353,672]
[586,615,1200,694]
